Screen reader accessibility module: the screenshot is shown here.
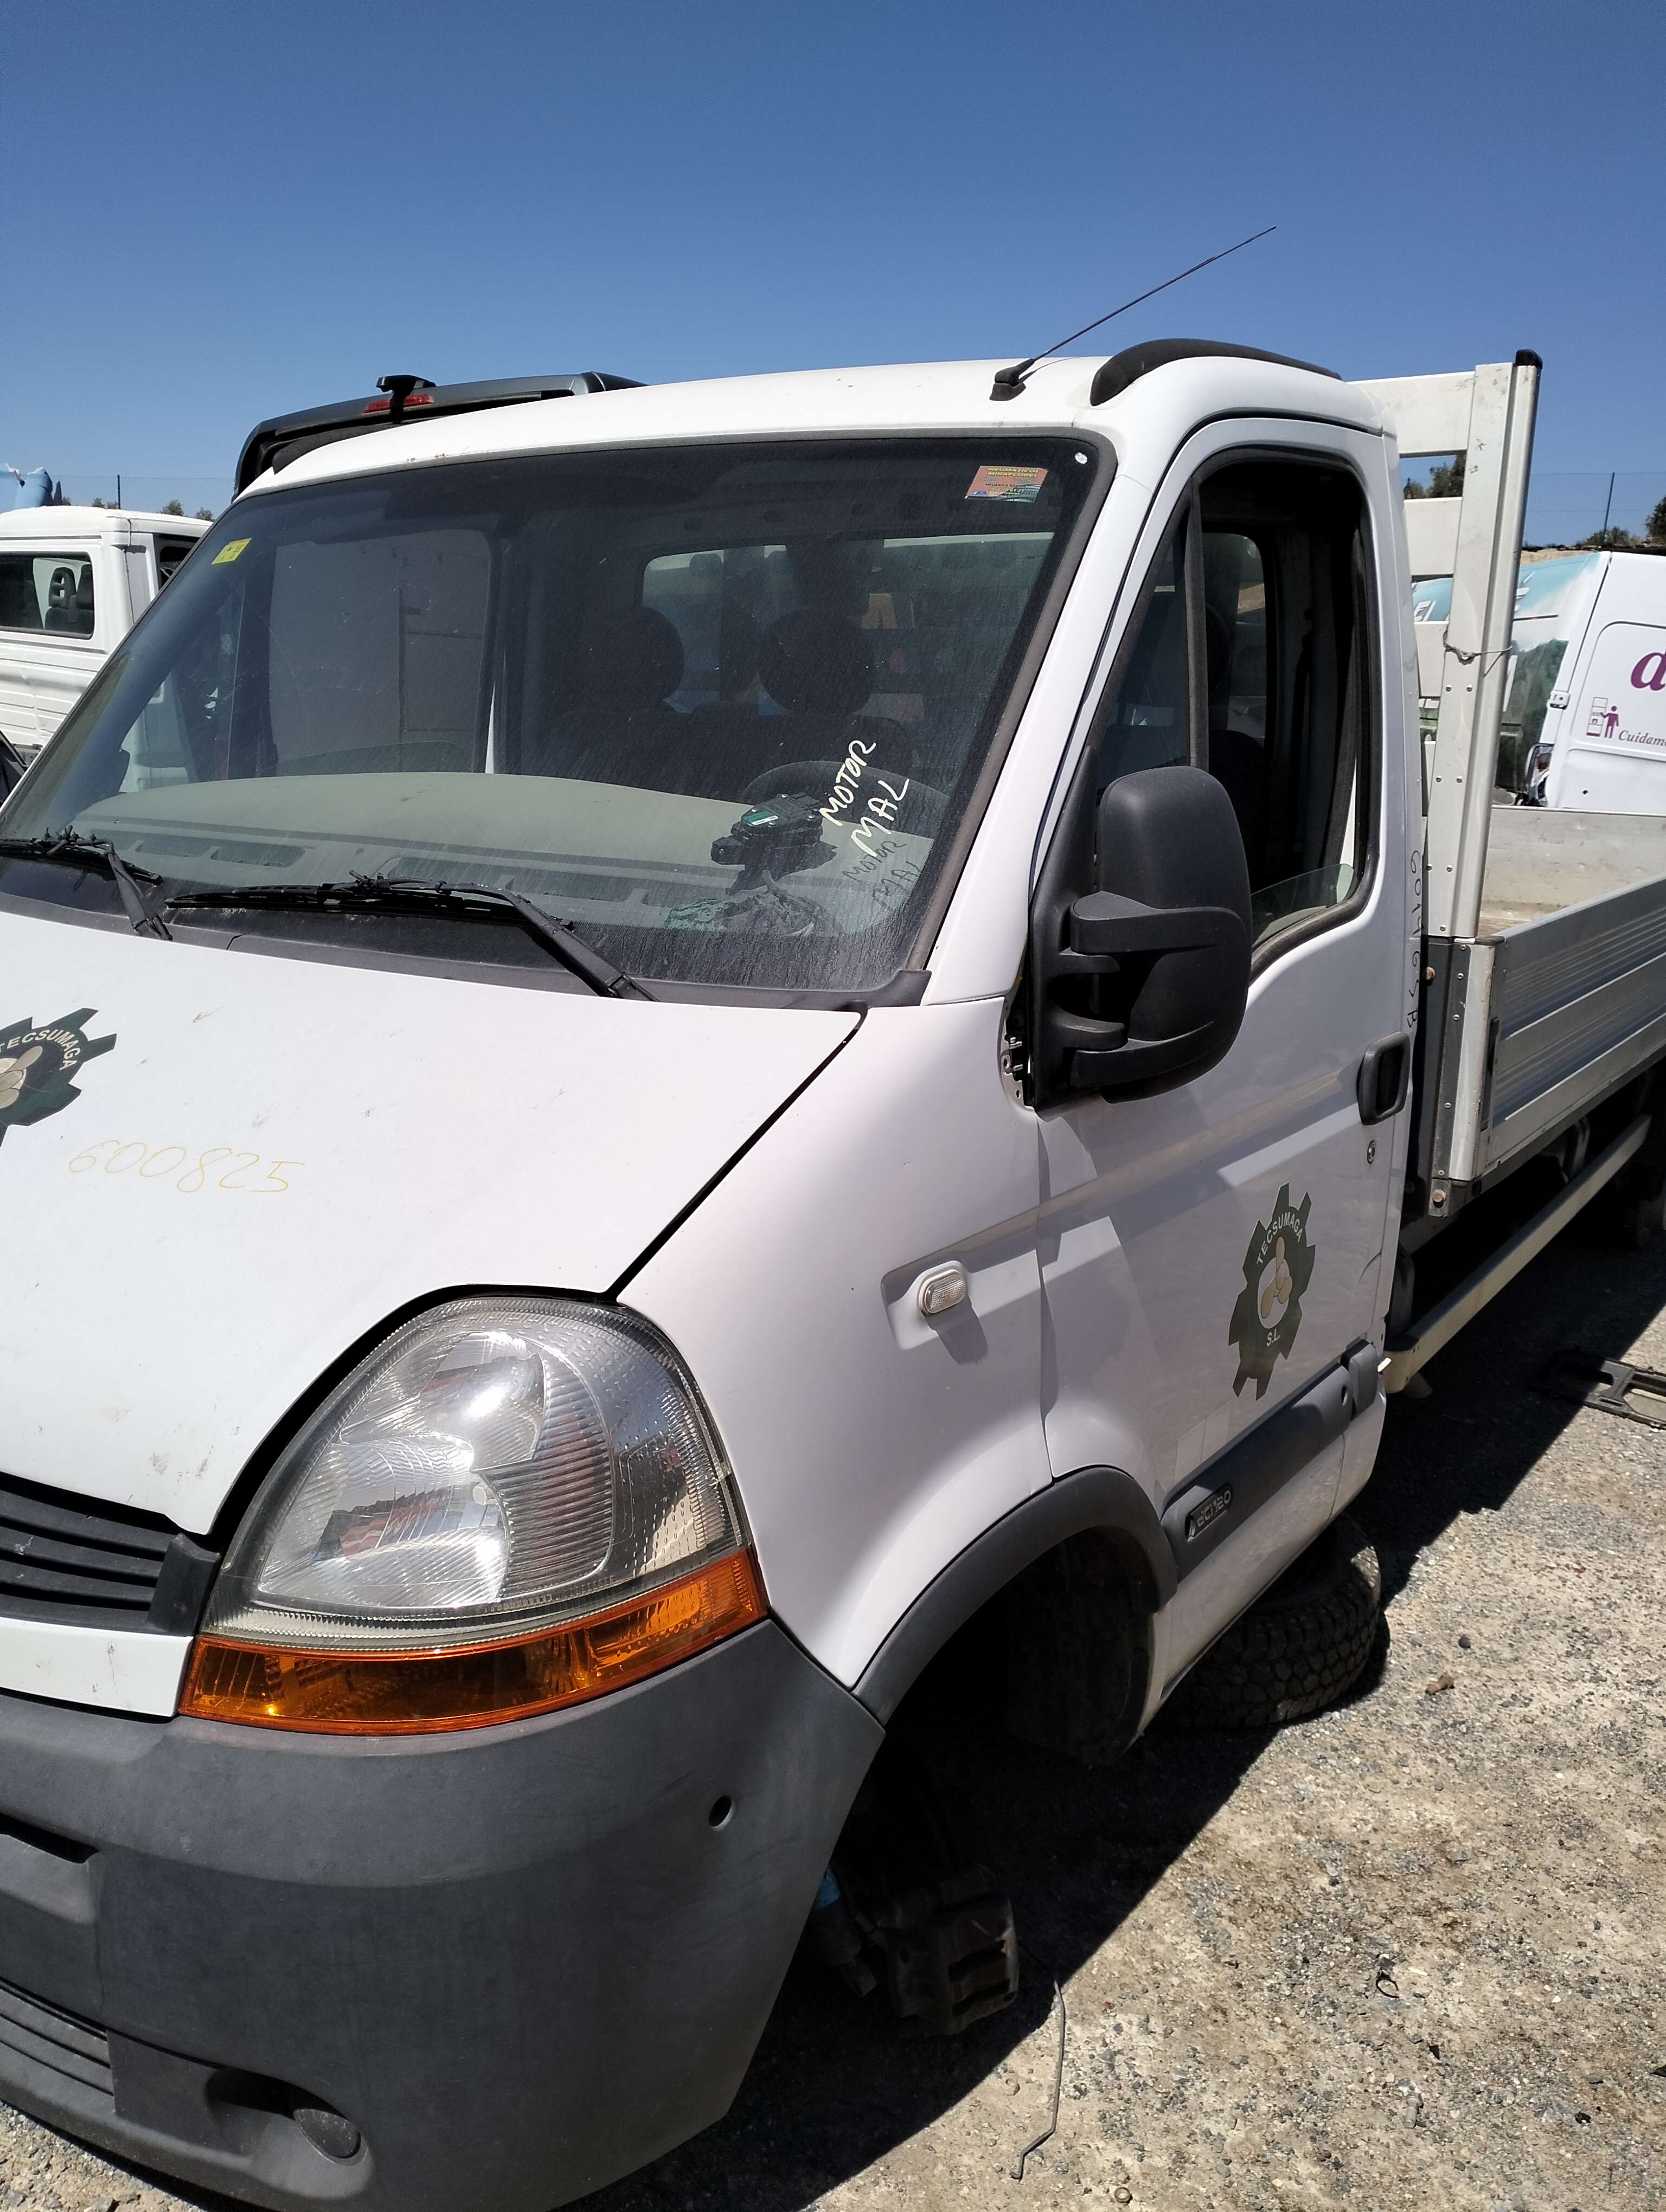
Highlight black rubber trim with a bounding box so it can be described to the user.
[0,1474,220,1639]
[1090,339,1341,407]
[1160,1341,1378,1580]
[854,1465,1174,1722]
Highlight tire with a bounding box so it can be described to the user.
[1003,1532,1144,1767]
[1164,1514,1382,1732]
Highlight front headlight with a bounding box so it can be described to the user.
[180,1297,762,1733]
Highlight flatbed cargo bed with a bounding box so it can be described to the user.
[1445,809,1666,1186]
[1479,806,1666,933]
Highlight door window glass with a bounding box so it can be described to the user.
[1092,535,1189,782]
[155,536,197,589]
[1094,464,1372,956]
[0,552,94,636]
[1201,530,1272,871]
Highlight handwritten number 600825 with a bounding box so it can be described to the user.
[67,1141,301,1194]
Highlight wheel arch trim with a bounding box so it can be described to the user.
[853,1466,1175,1724]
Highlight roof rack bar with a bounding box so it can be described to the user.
[1089,338,1339,406]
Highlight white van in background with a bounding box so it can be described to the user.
[1412,547,1666,807]
[0,506,210,783]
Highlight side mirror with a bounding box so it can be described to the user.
[1027,762,1250,1105]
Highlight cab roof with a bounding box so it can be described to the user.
[0,506,212,538]
[237,348,1386,504]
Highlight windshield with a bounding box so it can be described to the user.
[2,438,1100,993]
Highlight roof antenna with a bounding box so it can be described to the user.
[989,227,1276,402]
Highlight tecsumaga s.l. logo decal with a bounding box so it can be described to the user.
[1228,1183,1316,1398]
[0,1009,117,1150]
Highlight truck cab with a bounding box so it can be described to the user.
[0,505,209,768]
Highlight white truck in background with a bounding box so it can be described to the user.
[0,505,209,794]
[1413,542,1666,812]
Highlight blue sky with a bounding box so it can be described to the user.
[2,0,1661,516]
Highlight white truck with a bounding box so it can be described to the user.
[0,345,1662,2212]
[0,505,209,793]
[1413,544,1666,811]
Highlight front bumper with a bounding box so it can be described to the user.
[0,1622,881,2212]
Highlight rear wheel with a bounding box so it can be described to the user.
[1164,1514,1382,1731]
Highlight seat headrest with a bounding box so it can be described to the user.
[47,567,78,606]
[75,567,95,610]
[584,605,685,706]
[759,608,872,716]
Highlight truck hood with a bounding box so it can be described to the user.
[0,911,855,1531]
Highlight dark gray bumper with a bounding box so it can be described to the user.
[0,1622,881,2212]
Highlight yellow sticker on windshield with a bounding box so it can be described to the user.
[965,465,1047,504]
[212,538,251,565]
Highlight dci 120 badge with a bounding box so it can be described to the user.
[0,1008,116,1151]
[1228,1183,1316,1398]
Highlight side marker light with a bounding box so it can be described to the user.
[917,1264,969,1318]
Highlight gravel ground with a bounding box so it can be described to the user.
[0,1200,1661,2212]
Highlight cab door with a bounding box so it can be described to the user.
[0,542,104,744]
[0,544,48,742]
[1031,422,1414,1682]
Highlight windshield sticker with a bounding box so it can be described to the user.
[0,1008,116,1153]
[966,464,1048,504]
[1228,1184,1316,1398]
[212,537,252,565]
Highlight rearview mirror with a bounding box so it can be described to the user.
[1027,762,1251,1105]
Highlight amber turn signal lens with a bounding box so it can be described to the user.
[179,1549,766,1734]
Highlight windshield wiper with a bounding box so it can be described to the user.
[164,873,652,1000]
[0,831,172,938]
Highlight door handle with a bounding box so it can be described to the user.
[1357,1034,1410,1126]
